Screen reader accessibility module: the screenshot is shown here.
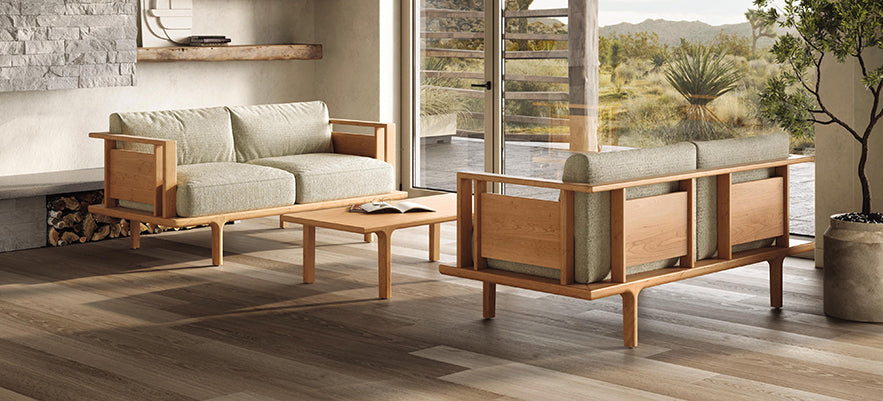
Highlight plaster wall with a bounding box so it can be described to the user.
[815,49,883,265]
[314,0,399,123]
[0,0,318,177]
[314,0,401,180]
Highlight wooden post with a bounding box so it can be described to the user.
[769,256,784,308]
[776,166,790,248]
[429,223,441,262]
[717,174,733,259]
[210,221,224,266]
[568,0,600,152]
[559,190,574,285]
[377,230,392,299]
[483,282,496,319]
[303,225,316,283]
[130,220,141,250]
[457,176,474,269]
[610,189,627,283]
[621,289,640,348]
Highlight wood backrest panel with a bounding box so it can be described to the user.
[107,149,159,206]
[479,193,563,270]
[331,132,380,159]
[730,177,785,245]
[624,191,689,267]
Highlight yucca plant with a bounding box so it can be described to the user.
[665,46,744,141]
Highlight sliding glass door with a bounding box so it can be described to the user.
[414,1,596,196]
[414,0,489,192]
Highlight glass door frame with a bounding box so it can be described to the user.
[404,0,504,195]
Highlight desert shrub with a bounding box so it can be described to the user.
[665,46,744,141]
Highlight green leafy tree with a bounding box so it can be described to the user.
[755,0,883,215]
[665,46,744,140]
[710,32,752,59]
[746,8,777,56]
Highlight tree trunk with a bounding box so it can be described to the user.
[859,138,871,214]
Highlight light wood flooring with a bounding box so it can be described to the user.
[0,217,880,400]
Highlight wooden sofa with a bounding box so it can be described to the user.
[88,101,406,265]
[439,133,815,347]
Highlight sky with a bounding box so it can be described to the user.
[530,0,776,26]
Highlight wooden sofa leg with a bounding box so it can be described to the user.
[210,221,224,266]
[130,220,141,250]
[621,289,640,348]
[770,256,785,308]
[364,233,374,243]
[279,216,286,229]
[483,282,496,319]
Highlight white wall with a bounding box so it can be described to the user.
[314,0,400,124]
[0,0,318,177]
[815,49,883,265]
[314,0,401,181]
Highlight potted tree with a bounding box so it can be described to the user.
[755,0,882,321]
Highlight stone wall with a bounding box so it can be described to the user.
[0,0,137,92]
[0,196,45,252]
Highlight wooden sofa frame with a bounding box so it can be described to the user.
[439,155,815,347]
[88,119,406,266]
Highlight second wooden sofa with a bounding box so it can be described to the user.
[88,101,406,265]
[439,133,814,347]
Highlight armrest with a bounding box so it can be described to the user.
[458,171,593,193]
[329,120,395,168]
[89,132,175,147]
[90,132,177,218]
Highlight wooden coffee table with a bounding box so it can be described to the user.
[280,194,456,298]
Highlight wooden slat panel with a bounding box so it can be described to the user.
[479,193,562,269]
[504,8,569,18]
[421,8,483,18]
[731,177,785,245]
[624,192,689,266]
[107,149,158,206]
[331,132,379,159]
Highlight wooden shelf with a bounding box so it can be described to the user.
[137,44,322,62]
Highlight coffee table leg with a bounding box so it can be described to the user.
[429,223,440,262]
[303,225,316,284]
[376,230,392,299]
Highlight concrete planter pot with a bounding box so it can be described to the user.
[419,113,457,144]
[823,215,883,322]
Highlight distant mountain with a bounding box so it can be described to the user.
[600,19,777,48]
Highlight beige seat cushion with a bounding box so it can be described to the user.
[248,153,394,204]
[228,101,333,162]
[110,107,235,165]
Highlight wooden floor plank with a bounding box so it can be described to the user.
[0,217,879,400]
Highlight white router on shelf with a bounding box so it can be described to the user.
[139,0,193,47]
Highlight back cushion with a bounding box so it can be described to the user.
[110,107,235,165]
[227,101,333,162]
[693,133,791,258]
[563,142,697,283]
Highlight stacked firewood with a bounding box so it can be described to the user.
[47,190,204,247]
[46,191,167,247]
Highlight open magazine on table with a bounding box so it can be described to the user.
[349,200,435,214]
